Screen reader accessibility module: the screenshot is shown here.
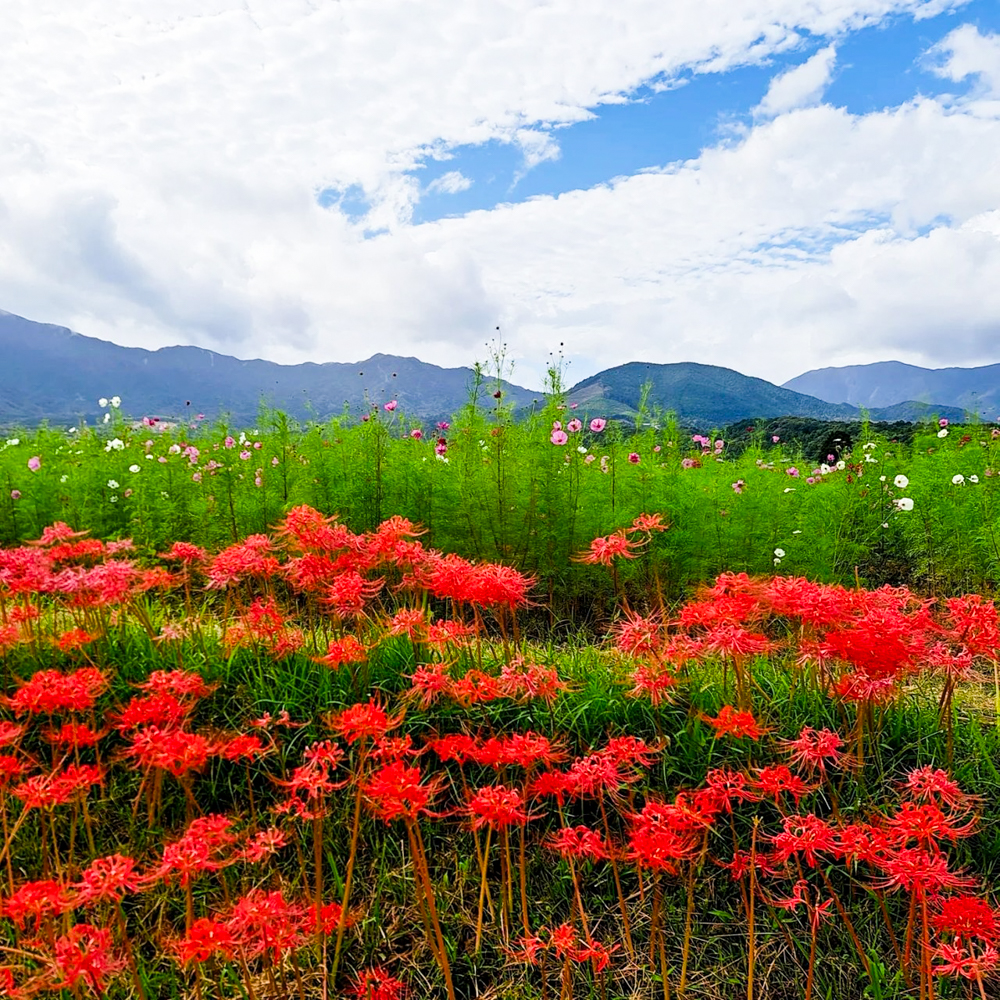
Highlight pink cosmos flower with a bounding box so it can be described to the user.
[436,421,450,430]
[240,450,251,460]
[552,421,562,431]
[551,430,568,446]
[772,435,780,443]
[384,400,397,412]
[939,418,949,427]
[628,452,640,464]
[590,418,606,433]
[786,467,799,477]
[27,456,41,472]
[566,419,582,433]
[224,436,235,449]
[192,473,202,482]
[584,455,595,464]
[410,429,422,440]
[732,480,744,493]
[10,490,20,500]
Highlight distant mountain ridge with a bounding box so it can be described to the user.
[0,309,971,428]
[782,361,1000,419]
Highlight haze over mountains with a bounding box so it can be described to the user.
[0,309,976,428]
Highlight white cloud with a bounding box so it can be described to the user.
[426,171,473,195]
[755,45,838,118]
[0,0,995,391]
[927,25,1000,97]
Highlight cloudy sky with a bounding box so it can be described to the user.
[2,1,999,390]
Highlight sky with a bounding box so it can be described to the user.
[2,1,1000,392]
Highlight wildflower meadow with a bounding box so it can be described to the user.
[2,386,1000,999]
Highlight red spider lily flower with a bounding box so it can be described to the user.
[11,764,103,811]
[43,723,105,749]
[468,785,539,830]
[769,814,837,868]
[49,924,125,994]
[779,726,849,775]
[548,922,579,959]
[237,827,289,863]
[328,700,401,744]
[944,593,1000,658]
[572,531,645,566]
[497,658,568,704]
[173,918,235,965]
[749,765,815,806]
[274,761,342,820]
[223,597,304,658]
[369,735,418,763]
[324,570,384,617]
[54,628,98,652]
[932,895,999,943]
[5,667,107,715]
[275,505,362,554]
[575,940,620,972]
[627,801,700,873]
[302,740,345,769]
[250,709,305,730]
[932,941,1000,981]
[28,521,90,546]
[349,967,406,1000]
[147,815,237,886]
[831,822,883,866]
[315,634,368,669]
[218,733,269,763]
[0,967,22,998]
[702,768,757,814]
[0,755,28,786]
[627,659,679,706]
[549,825,610,862]
[1,879,74,929]
[305,900,353,936]
[135,669,216,700]
[405,662,452,708]
[159,541,208,564]
[610,611,662,656]
[122,726,217,779]
[363,762,444,822]
[110,693,192,731]
[603,735,660,769]
[509,932,548,965]
[564,752,635,801]
[527,769,575,805]
[385,608,428,640]
[903,766,981,809]
[701,623,777,660]
[873,847,978,895]
[424,733,479,765]
[72,854,143,905]
[497,731,568,770]
[884,802,978,849]
[226,889,311,964]
[0,720,25,748]
[449,669,501,706]
[468,563,535,609]
[701,705,770,740]
[424,619,475,648]
[718,849,784,882]
[626,512,669,535]
[205,535,281,589]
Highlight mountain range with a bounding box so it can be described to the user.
[0,309,977,428]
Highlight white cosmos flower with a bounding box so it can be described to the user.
[110,396,121,408]
[105,438,125,451]
[952,474,965,485]
[836,460,846,470]
[109,495,118,503]
[862,442,877,451]
[783,488,796,493]
[894,475,909,488]
[129,464,140,474]
[938,428,949,438]
[970,475,980,484]
[5,438,18,446]
[107,479,119,489]
[774,548,785,558]
[98,397,108,407]
[103,413,111,424]
[894,497,914,511]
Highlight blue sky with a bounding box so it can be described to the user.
[2,1,1000,389]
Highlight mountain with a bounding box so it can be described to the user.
[0,309,969,428]
[782,361,1000,419]
[566,361,967,426]
[0,310,538,425]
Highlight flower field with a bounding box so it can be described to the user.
[2,395,1000,998]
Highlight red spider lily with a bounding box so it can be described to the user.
[944,593,1000,658]
[572,531,644,566]
[328,700,401,744]
[385,608,428,640]
[324,570,384,617]
[369,734,418,763]
[496,731,568,770]
[1,879,74,929]
[363,762,444,822]
[49,923,125,994]
[0,720,26,748]
[12,764,103,811]
[467,785,538,830]
[5,667,107,715]
[564,751,636,801]
[759,575,854,627]
[305,900,353,936]
[405,662,452,708]
[72,854,143,905]
[779,726,849,775]
[54,628,98,652]
[610,611,662,656]
[497,659,568,703]
[424,619,475,648]
[110,693,192,731]
[28,521,91,546]
[159,541,208,564]
[122,726,217,778]
[701,705,769,740]
[350,967,406,1000]
[549,921,580,959]
[135,669,215,700]
[205,535,281,589]
[718,849,784,881]
[226,888,311,964]
[575,940,620,972]
[173,917,236,965]
[147,815,237,886]
[315,634,368,669]
[701,622,777,660]
[702,768,757,813]
[932,895,999,943]
[509,932,548,965]
[424,733,480,765]
[250,709,304,730]
[218,733,269,763]
[903,766,981,809]
[549,825,611,861]
[749,765,815,806]
[627,512,669,535]
[273,747,346,821]
[769,814,838,868]
[237,827,288,863]
[43,722,105,749]
[627,801,700,873]
[449,669,501,706]
[275,505,362,554]
[0,755,28,786]
[873,847,977,895]
[932,941,1000,981]
[603,735,660,769]
[884,801,979,849]
[223,596,304,658]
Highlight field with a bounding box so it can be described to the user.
[2,389,1000,999]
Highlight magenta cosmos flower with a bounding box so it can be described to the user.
[628,452,640,464]
[566,419,583,433]
[551,430,568,446]
[384,400,397,412]
[27,456,41,472]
